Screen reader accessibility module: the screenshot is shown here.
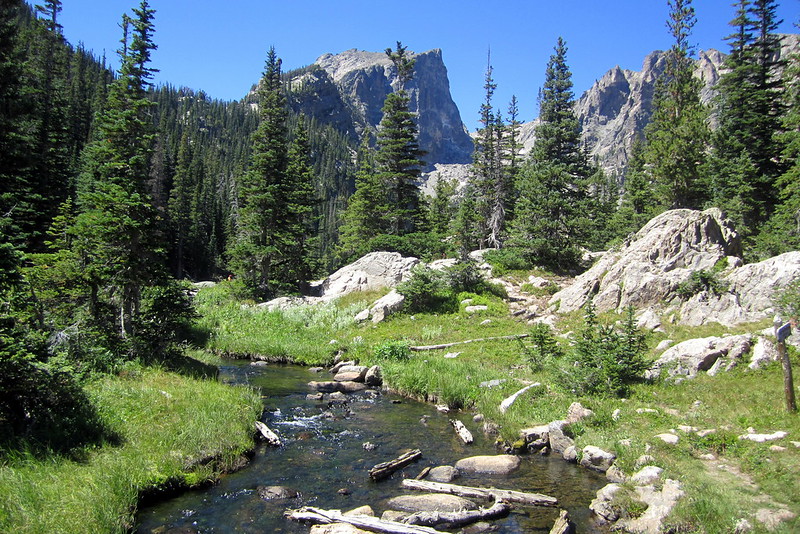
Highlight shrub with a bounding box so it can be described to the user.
[777,278,800,324]
[676,269,729,299]
[396,266,455,313]
[373,340,411,361]
[483,248,531,276]
[558,305,648,397]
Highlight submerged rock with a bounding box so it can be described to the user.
[384,493,477,513]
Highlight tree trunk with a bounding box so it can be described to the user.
[284,507,446,534]
[401,479,558,507]
[403,499,510,527]
[369,449,423,481]
[450,419,473,444]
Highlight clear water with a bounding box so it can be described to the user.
[135,362,608,533]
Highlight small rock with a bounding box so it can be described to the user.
[791,441,800,448]
[364,365,383,387]
[699,453,716,460]
[612,409,621,421]
[380,511,407,522]
[337,487,351,495]
[655,339,674,352]
[635,455,657,468]
[769,445,787,452]
[589,483,622,522]
[655,433,679,445]
[480,319,492,325]
[464,305,489,313]
[344,505,374,517]
[619,439,632,447]
[580,446,616,473]
[444,352,461,359]
[548,420,575,455]
[631,466,664,486]
[427,466,460,483]
[435,404,449,413]
[566,402,594,423]
[362,442,377,451]
[696,429,717,437]
[739,430,788,442]
[606,465,627,483]
[677,425,698,433]
[562,445,578,463]
[473,413,485,423]
[636,408,659,414]
[734,518,753,533]
[257,485,299,500]
[307,392,324,401]
[308,367,324,373]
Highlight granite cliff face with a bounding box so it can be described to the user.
[517,34,799,177]
[285,48,473,169]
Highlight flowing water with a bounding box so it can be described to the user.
[135,361,608,533]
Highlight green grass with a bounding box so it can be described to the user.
[0,366,261,534]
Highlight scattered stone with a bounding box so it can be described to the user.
[566,402,594,423]
[520,425,550,446]
[734,518,753,533]
[436,404,449,413]
[362,442,377,451]
[606,465,627,483]
[548,421,575,455]
[444,352,461,359]
[427,466,460,483]
[343,505,374,517]
[655,433,679,445]
[257,485,299,501]
[738,430,788,443]
[631,466,663,486]
[635,455,657,468]
[309,367,324,373]
[479,379,506,388]
[589,483,622,522]
[677,425,698,433]
[364,365,383,387]
[791,441,800,448]
[454,455,521,475]
[755,508,797,530]
[307,392,324,401]
[696,429,717,438]
[636,408,659,414]
[327,391,349,404]
[562,446,578,463]
[769,445,787,452]
[580,446,616,473]
[616,479,685,534]
[384,493,477,513]
[482,422,500,435]
[480,319,492,326]
[473,414,485,423]
[612,409,621,421]
[699,453,716,461]
[618,439,632,447]
[464,305,488,313]
[337,488,351,496]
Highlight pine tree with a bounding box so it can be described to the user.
[644,0,708,210]
[472,53,498,248]
[375,41,426,235]
[610,137,658,238]
[709,0,785,237]
[70,0,163,344]
[511,37,590,270]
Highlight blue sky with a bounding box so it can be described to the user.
[54,0,799,131]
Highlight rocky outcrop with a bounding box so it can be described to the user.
[646,334,753,380]
[550,208,741,314]
[293,48,474,169]
[680,251,800,327]
[315,252,419,300]
[579,446,616,474]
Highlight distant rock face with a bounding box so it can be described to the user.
[550,208,741,313]
[519,34,799,176]
[288,48,473,169]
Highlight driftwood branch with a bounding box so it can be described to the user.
[403,498,511,527]
[410,334,530,351]
[450,419,474,444]
[401,479,558,507]
[369,449,423,481]
[255,421,282,446]
[285,507,446,534]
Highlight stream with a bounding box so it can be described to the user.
[135,361,608,533]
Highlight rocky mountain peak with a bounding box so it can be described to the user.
[286,47,473,169]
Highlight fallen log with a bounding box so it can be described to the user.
[499,383,540,414]
[255,421,282,446]
[401,479,558,507]
[369,449,423,481]
[284,506,446,534]
[450,419,474,444]
[403,498,510,528]
[410,334,530,351]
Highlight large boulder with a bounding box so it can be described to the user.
[646,334,752,380]
[316,252,419,301]
[454,455,521,475]
[550,209,740,314]
[384,493,476,513]
[580,446,616,473]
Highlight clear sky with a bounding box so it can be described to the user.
[53,0,799,131]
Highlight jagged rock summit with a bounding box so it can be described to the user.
[286,48,473,169]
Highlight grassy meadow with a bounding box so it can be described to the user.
[192,280,800,533]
